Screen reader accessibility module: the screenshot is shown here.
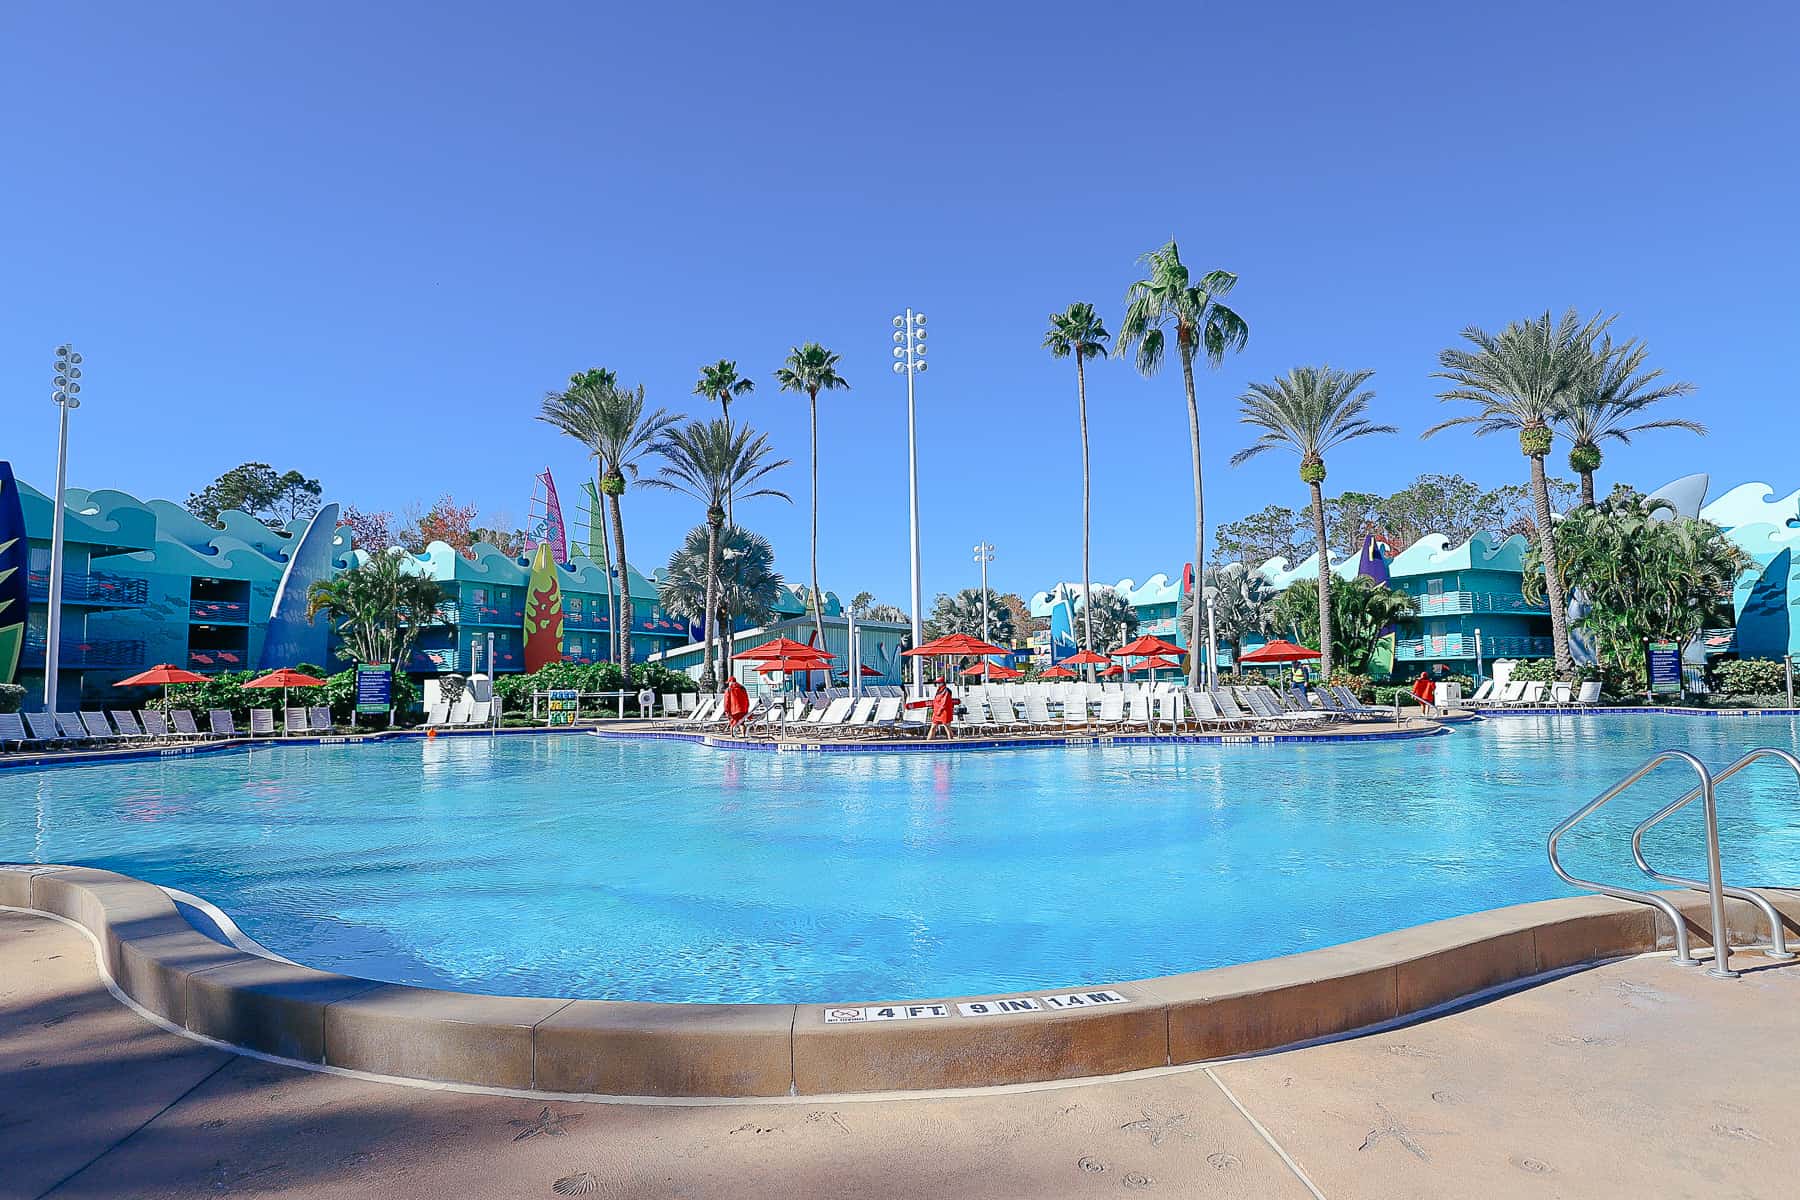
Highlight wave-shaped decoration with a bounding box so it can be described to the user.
[1646,473,1709,520]
[1725,520,1800,568]
[211,509,295,561]
[1257,549,1362,590]
[28,485,157,551]
[1385,530,1531,578]
[1701,482,1800,530]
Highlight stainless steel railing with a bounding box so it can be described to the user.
[1630,748,1800,967]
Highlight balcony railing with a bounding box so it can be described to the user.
[423,600,525,628]
[189,598,251,623]
[187,648,248,671]
[27,570,148,608]
[1395,633,1554,661]
[1412,590,1547,616]
[20,634,147,670]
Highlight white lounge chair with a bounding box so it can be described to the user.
[26,712,78,747]
[1094,692,1126,729]
[250,709,277,736]
[835,696,879,735]
[143,710,175,740]
[55,713,97,745]
[1468,679,1496,704]
[1576,681,1602,706]
[1548,681,1573,706]
[1490,680,1527,707]
[80,711,122,745]
[109,710,154,743]
[866,696,904,735]
[169,709,210,740]
[208,709,237,738]
[985,694,1026,732]
[309,706,332,733]
[284,707,309,735]
[807,697,856,732]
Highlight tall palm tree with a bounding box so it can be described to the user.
[543,369,621,657]
[1230,366,1396,678]
[659,525,785,644]
[1043,302,1110,670]
[1117,240,1249,687]
[645,419,790,689]
[773,343,850,655]
[693,360,757,523]
[305,552,444,674]
[539,374,680,669]
[1562,334,1701,507]
[1426,309,1611,676]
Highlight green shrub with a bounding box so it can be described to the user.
[161,667,418,726]
[490,661,696,713]
[0,683,23,714]
[1714,658,1790,698]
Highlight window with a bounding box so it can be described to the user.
[1426,579,1445,596]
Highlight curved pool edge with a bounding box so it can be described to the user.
[6,863,1792,1100]
[588,719,1449,753]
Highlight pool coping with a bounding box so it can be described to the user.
[0,723,592,772]
[5,863,1793,1100]
[590,720,1448,753]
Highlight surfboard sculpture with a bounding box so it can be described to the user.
[0,462,28,685]
[258,502,340,670]
[1047,583,1077,660]
[523,542,565,672]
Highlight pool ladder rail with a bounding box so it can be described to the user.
[1547,747,1800,980]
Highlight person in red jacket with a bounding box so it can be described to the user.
[723,678,751,731]
[906,678,959,740]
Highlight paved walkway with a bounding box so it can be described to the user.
[3,908,1795,1199]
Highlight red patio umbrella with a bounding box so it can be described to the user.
[1128,655,1181,673]
[1237,639,1322,665]
[734,638,833,661]
[1113,635,1185,659]
[1101,663,1126,677]
[114,664,209,713]
[1062,649,1111,666]
[1038,664,1077,679]
[962,660,1022,679]
[244,668,328,735]
[904,633,1010,658]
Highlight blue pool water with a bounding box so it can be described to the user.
[4,715,1798,1004]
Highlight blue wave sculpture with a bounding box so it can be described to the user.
[259,503,340,669]
[0,462,27,685]
[1735,548,1792,660]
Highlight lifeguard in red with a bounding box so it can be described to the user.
[723,679,751,730]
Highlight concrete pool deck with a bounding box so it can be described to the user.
[5,907,1798,1198]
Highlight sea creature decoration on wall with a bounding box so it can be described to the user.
[523,542,566,672]
[0,462,27,685]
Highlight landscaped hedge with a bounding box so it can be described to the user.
[159,666,420,726]
[491,661,697,712]
[0,683,24,714]
[1713,658,1790,698]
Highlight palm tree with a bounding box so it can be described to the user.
[1186,562,1278,668]
[1230,367,1396,679]
[539,374,680,670]
[773,343,850,655]
[1426,309,1611,676]
[1562,334,1701,507]
[305,552,444,674]
[1117,240,1249,687]
[1074,585,1139,654]
[1043,302,1110,668]
[660,525,785,646]
[645,418,790,689]
[693,360,757,523]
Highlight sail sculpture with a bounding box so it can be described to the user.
[523,542,566,672]
[258,502,340,670]
[529,468,568,565]
[0,462,27,684]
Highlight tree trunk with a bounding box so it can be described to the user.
[1077,354,1094,679]
[701,519,720,690]
[809,390,825,655]
[610,489,633,672]
[1530,453,1574,676]
[1180,348,1206,688]
[1579,470,1596,508]
[722,395,733,528]
[594,475,618,666]
[1310,479,1334,679]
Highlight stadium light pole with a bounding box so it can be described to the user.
[43,345,83,713]
[972,542,995,648]
[892,310,927,697]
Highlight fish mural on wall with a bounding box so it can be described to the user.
[523,542,566,672]
[0,462,27,685]
[258,502,339,670]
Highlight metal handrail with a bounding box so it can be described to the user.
[1547,750,1724,971]
[1631,747,1800,964]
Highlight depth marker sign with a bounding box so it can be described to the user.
[822,990,1128,1023]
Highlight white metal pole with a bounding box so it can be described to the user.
[905,312,923,699]
[42,400,72,713]
[1205,598,1219,690]
[1474,627,1485,684]
[849,608,860,700]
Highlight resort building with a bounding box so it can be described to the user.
[647,607,912,689]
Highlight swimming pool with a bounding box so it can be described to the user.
[4,714,1797,1004]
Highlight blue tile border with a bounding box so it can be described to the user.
[1472,705,1800,718]
[588,723,1452,754]
[0,723,591,772]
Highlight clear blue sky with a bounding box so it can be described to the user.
[4,3,1796,607]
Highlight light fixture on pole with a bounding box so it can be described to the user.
[972,541,995,648]
[892,309,928,697]
[43,344,83,713]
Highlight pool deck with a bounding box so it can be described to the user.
[5,907,1797,1198]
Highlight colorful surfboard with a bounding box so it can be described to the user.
[0,462,27,685]
[523,542,565,672]
[258,502,340,670]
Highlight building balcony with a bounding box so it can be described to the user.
[424,600,524,628]
[410,648,461,672]
[1412,590,1547,616]
[189,598,252,624]
[187,648,249,672]
[27,570,148,609]
[1395,633,1553,661]
[1139,617,1182,638]
[20,634,148,670]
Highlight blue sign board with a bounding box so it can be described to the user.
[355,664,393,714]
[1645,642,1682,695]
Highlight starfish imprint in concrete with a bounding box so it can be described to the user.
[1355,1103,1449,1161]
[508,1106,581,1141]
[1119,1109,1192,1147]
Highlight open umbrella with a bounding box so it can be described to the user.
[1063,649,1112,666]
[244,668,328,736]
[1038,664,1077,679]
[1114,635,1185,659]
[961,660,1022,679]
[904,632,1010,691]
[1237,639,1321,664]
[114,664,208,714]
[734,638,832,662]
